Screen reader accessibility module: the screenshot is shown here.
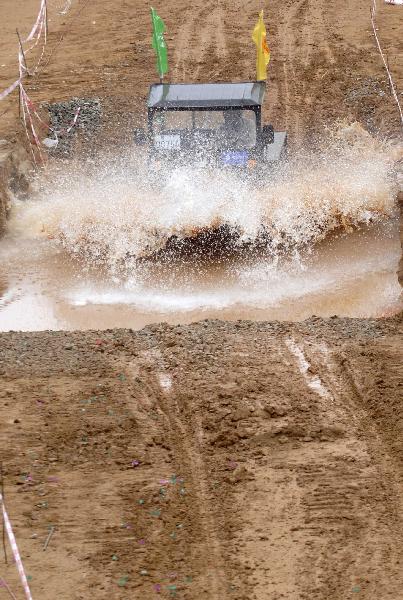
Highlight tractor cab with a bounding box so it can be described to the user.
[135,81,286,168]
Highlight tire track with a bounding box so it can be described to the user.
[141,346,227,600]
[288,336,403,598]
[173,1,228,81]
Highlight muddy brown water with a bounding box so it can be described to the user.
[0,220,401,331]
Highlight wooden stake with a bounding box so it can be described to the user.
[43,526,55,551]
[44,0,49,37]
[16,29,30,76]
[386,54,392,95]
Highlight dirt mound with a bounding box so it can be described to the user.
[0,316,402,600]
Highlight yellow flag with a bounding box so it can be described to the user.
[252,10,271,81]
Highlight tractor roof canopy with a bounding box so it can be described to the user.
[147,81,266,110]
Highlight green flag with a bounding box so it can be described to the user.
[151,7,168,78]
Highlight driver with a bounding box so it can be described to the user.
[220,110,255,148]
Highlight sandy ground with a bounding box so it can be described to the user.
[0,316,402,600]
[0,0,402,142]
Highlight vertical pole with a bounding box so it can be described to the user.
[16,29,29,76]
[386,54,392,95]
[44,0,49,37]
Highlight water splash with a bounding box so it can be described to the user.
[8,123,400,274]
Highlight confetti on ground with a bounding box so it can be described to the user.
[154,583,162,593]
[138,539,146,545]
[112,554,118,561]
[131,460,140,468]
[352,585,361,592]
[138,499,145,505]
[140,569,148,576]
[150,509,161,517]
[118,373,126,381]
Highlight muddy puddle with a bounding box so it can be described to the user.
[0,220,400,331]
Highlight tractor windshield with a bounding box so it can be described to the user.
[152,109,257,149]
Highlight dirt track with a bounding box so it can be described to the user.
[0,1,403,599]
[0,0,402,141]
[0,316,402,599]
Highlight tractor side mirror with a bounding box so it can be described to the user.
[261,124,274,146]
[133,128,147,145]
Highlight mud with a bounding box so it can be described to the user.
[0,1,403,598]
[0,221,401,331]
[0,316,402,600]
[1,0,403,142]
[0,140,31,233]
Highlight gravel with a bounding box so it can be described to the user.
[44,97,102,156]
